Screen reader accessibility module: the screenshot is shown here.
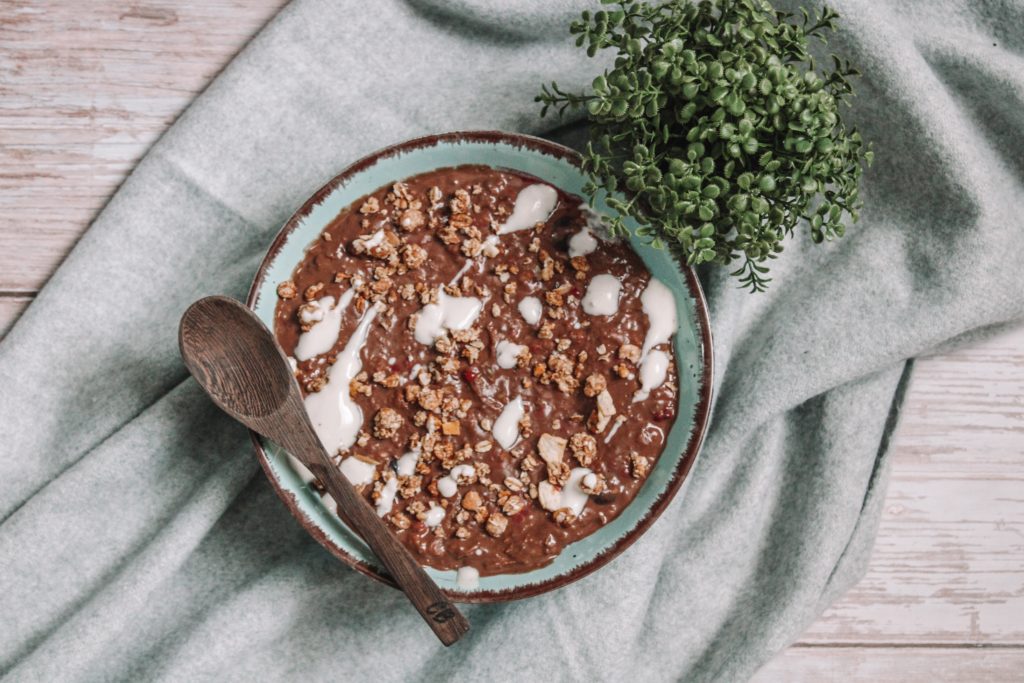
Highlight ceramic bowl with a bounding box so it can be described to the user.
[246,131,713,602]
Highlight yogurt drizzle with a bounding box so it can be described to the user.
[492,396,525,450]
[375,476,399,516]
[414,290,483,345]
[568,227,598,258]
[633,278,677,402]
[304,303,381,456]
[498,184,558,234]
[496,339,527,369]
[294,288,356,361]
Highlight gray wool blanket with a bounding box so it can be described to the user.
[2,0,1023,680]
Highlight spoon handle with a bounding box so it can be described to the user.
[279,401,470,646]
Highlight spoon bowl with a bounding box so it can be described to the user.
[179,296,293,419]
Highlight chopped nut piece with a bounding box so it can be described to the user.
[276,280,297,300]
[504,476,524,492]
[303,282,325,302]
[546,460,570,486]
[502,495,527,516]
[537,433,567,466]
[401,244,428,269]
[583,373,607,398]
[450,188,472,214]
[418,388,442,412]
[373,408,404,439]
[569,433,598,466]
[619,343,642,363]
[359,196,380,214]
[485,512,508,537]
[304,375,327,393]
[580,472,607,495]
[630,452,651,479]
[461,490,482,511]
[455,526,471,540]
[398,208,425,231]
[389,512,411,530]
[552,508,577,526]
[399,475,423,499]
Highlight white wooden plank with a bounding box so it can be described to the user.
[0,0,288,291]
[754,646,1024,682]
[796,325,1024,646]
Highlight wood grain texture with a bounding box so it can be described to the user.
[3,1,1023,679]
[793,325,1024,650]
[755,646,1024,681]
[0,0,288,291]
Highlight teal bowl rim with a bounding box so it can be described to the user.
[245,130,714,602]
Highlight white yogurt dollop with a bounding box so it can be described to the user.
[437,464,475,498]
[639,278,677,360]
[304,303,380,454]
[568,227,598,258]
[496,340,527,369]
[517,296,543,325]
[498,184,558,234]
[339,456,376,486]
[561,468,594,516]
[582,274,622,316]
[415,290,483,345]
[363,229,386,249]
[633,278,677,402]
[633,349,670,403]
[294,289,356,361]
[539,468,594,516]
[492,396,525,450]
[424,503,445,528]
[396,450,420,477]
[456,566,480,589]
[375,476,399,516]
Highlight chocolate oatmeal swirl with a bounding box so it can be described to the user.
[273,165,679,576]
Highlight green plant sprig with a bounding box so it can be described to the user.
[537,0,872,292]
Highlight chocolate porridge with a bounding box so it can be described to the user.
[272,165,680,578]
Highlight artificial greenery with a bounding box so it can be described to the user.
[538,0,872,291]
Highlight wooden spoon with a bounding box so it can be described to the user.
[178,295,469,646]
